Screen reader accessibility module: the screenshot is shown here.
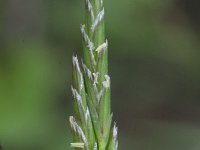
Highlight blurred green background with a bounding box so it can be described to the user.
[1,0,200,149]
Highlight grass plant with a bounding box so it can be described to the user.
[69,0,118,149]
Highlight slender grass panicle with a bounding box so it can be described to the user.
[69,0,118,149]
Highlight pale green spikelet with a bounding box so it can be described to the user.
[69,0,118,150]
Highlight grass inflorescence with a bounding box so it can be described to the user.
[69,0,118,150]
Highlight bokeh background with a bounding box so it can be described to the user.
[1,0,200,149]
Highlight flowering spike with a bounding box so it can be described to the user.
[69,0,118,149]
